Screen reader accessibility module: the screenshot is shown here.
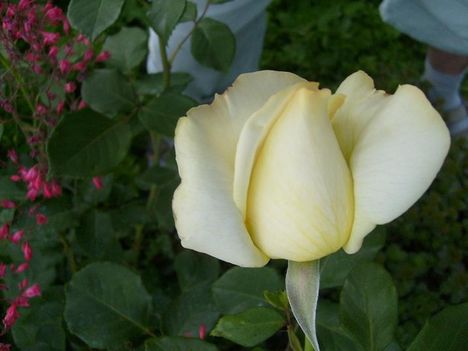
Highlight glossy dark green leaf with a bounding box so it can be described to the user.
[212,267,283,315]
[47,110,131,177]
[138,92,196,136]
[75,210,122,260]
[147,0,186,44]
[340,263,398,351]
[211,307,285,347]
[191,17,235,72]
[163,284,219,337]
[145,337,218,351]
[64,262,153,349]
[103,27,148,72]
[320,228,386,289]
[81,69,136,117]
[174,251,220,291]
[407,303,468,351]
[180,1,197,22]
[67,0,125,40]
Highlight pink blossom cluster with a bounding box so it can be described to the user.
[0,0,110,156]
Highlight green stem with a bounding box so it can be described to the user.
[0,54,35,114]
[168,1,210,64]
[60,231,77,273]
[158,36,171,89]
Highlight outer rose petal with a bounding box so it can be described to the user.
[332,72,451,253]
[246,88,354,261]
[173,71,306,267]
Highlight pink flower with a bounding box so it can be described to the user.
[65,81,76,93]
[1,200,16,209]
[18,278,29,290]
[26,188,39,201]
[7,149,18,163]
[56,101,65,114]
[72,61,87,72]
[35,103,47,115]
[42,31,60,45]
[10,230,24,244]
[198,323,207,340]
[22,284,41,298]
[50,180,62,197]
[84,49,94,61]
[58,59,71,74]
[96,51,111,63]
[18,0,32,11]
[0,263,6,278]
[3,304,20,330]
[22,241,33,261]
[15,262,29,273]
[78,100,87,110]
[45,7,64,24]
[92,176,103,190]
[10,175,21,182]
[36,213,48,225]
[0,224,9,240]
[48,46,59,59]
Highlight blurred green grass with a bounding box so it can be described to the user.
[262,0,467,347]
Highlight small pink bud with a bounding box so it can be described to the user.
[63,19,71,34]
[48,46,59,59]
[96,51,111,63]
[16,262,29,273]
[22,241,33,261]
[72,61,87,72]
[0,224,9,240]
[18,0,31,11]
[92,176,103,190]
[56,101,65,114]
[58,59,71,74]
[1,200,16,208]
[3,304,19,330]
[11,230,25,244]
[42,31,60,45]
[13,296,29,307]
[18,278,29,290]
[84,49,94,61]
[50,180,62,197]
[43,183,53,198]
[0,263,6,278]
[198,323,207,340]
[7,149,18,163]
[78,100,87,110]
[45,7,63,24]
[65,81,76,93]
[32,64,42,75]
[36,213,48,225]
[10,175,21,182]
[22,284,41,298]
[26,188,39,201]
[0,343,11,351]
[24,166,38,182]
[35,103,47,115]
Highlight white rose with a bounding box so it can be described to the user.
[173,70,450,266]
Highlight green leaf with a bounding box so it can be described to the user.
[340,263,398,351]
[102,27,148,72]
[136,73,193,96]
[67,0,125,40]
[163,285,220,337]
[147,0,186,44]
[209,0,235,4]
[145,337,218,351]
[64,262,153,349]
[212,267,283,315]
[316,301,361,351]
[0,124,3,141]
[81,69,136,117]
[0,176,25,200]
[320,228,386,289]
[211,307,285,347]
[47,109,132,177]
[191,17,236,72]
[12,295,66,351]
[174,251,220,291]
[286,260,321,351]
[138,92,196,137]
[136,165,178,190]
[180,1,197,22]
[75,210,122,260]
[407,303,468,351]
[264,290,289,311]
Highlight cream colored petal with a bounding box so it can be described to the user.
[173,70,306,267]
[342,84,450,253]
[233,81,319,216]
[246,88,354,262]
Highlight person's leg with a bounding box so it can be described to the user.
[423,47,468,135]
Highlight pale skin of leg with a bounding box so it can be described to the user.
[428,47,468,75]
